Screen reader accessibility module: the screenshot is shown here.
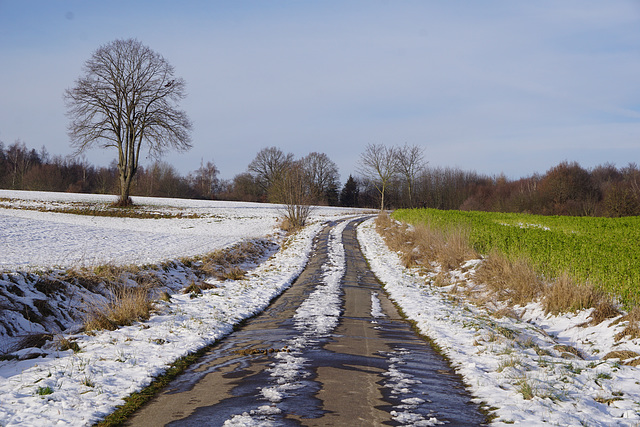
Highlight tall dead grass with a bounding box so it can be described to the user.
[375,213,477,272]
[78,240,272,332]
[544,273,602,315]
[614,307,640,341]
[84,284,151,331]
[474,250,543,306]
[197,241,267,280]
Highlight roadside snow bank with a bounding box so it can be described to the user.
[358,217,640,426]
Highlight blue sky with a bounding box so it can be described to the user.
[1,1,640,182]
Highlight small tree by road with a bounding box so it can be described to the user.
[64,38,192,206]
[270,162,314,230]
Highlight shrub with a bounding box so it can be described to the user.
[84,285,151,331]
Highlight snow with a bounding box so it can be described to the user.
[370,292,386,318]
[1,190,640,425]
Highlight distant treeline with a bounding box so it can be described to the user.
[1,140,639,216]
[382,161,640,217]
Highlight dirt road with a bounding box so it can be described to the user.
[125,218,486,426]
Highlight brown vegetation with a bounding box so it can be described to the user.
[474,251,543,306]
[614,307,640,341]
[77,239,272,332]
[84,284,152,331]
[375,212,477,272]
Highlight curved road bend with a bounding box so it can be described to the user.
[125,218,487,426]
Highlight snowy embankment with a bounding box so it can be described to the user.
[0,190,363,426]
[358,217,640,426]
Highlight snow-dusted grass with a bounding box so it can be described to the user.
[358,217,640,426]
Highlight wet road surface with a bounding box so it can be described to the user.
[125,218,487,426]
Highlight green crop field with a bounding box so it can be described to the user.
[392,208,640,308]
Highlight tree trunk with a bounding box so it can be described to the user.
[117,168,134,206]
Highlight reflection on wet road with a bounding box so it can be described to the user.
[126,218,487,426]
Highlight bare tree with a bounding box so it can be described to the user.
[247,146,294,198]
[395,144,425,208]
[6,139,37,189]
[357,143,398,211]
[64,38,192,206]
[300,152,340,204]
[189,159,220,199]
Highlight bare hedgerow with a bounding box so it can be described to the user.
[614,307,640,341]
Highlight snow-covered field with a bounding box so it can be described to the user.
[1,190,639,426]
[0,189,361,270]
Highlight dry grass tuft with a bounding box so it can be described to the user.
[279,217,301,233]
[581,299,621,326]
[543,273,602,315]
[614,307,640,341]
[625,358,640,367]
[182,282,202,295]
[223,267,247,281]
[491,307,521,319]
[199,241,266,279]
[56,336,81,353]
[553,344,582,359]
[435,227,477,271]
[432,271,450,287]
[603,350,640,361]
[474,251,543,306]
[84,285,151,331]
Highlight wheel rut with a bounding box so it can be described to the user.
[125,218,487,426]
